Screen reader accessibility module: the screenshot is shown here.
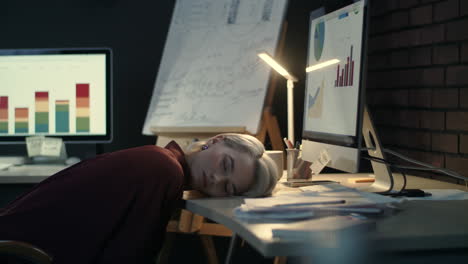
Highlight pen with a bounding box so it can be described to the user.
[317,207,383,214]
[275,200,346,207]
[295,141,300,149]
[283,137,294,149]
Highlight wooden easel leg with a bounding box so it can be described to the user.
[257,117,268,144]
[261,110,285,151]
[266,112,284,151]
[156,232,176,264]
[190,214,205,232]
[273,256,287,264]
[177,209,194,232]
[200,235,219,264]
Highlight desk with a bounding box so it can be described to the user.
[0,165,68,184]
[184,173,468,263]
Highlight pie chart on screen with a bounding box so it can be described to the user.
[314,21,325,61]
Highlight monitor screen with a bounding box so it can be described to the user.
[0,48,112,143]
[301,0,367,173]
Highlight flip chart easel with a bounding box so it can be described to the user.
[152,18,289,151]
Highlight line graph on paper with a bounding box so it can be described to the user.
[143,0,287,134]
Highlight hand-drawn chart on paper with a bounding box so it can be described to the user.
[143,0,288,135]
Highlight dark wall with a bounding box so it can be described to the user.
[1,0,177,156]
[366,0,468,182]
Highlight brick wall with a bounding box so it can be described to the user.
[367,0,468,184]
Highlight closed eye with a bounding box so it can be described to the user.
[223,156,228,173]
[229,156,235,172]
[232,183,238,196]
[222,155,237,195]
[223,155,234,174]
[225,182,236,196]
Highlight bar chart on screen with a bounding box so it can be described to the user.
[0,54,106,136]
[335,45,354,87]
[1,85,93,135]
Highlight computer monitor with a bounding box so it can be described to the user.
[0,48,112,144]
[301,0,394,193]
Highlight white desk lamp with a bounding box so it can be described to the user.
[305,59,340,72]
[258,52,298,144]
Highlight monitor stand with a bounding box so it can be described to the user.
[24,137,68,165]
[358,106,394,193]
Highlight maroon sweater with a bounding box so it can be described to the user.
[0,141,189,264]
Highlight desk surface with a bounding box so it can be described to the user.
[185,173,468,257]
[0,164,68,184]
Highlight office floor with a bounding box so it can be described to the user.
[0,184,34,208]
[165,235,468,264]
[165,234,275,264]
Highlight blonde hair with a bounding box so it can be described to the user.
[185,133,281,197]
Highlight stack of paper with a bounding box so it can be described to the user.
[233,185,399,221]
[234,197,349,220]
[234,202,385,221]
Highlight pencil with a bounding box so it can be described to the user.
[283,137,294,149]
[275,200,346,207]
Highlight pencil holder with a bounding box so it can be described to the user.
[286,149,299,180]
[286,149,313,181]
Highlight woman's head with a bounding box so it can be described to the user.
[185,133,281,197]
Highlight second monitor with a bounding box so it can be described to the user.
[301,0,393,193]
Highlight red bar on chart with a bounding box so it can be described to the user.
[76,84,90,97]
[0,96,9,108]
[0,96,8,133]
[349,45,353,86]
[336,64,340,87]
[345,57,349,86]
[341,69,344,86]
[335,45,355,87]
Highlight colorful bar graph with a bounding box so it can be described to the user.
[15,108,28,133]
[56,100,70,133]
[335,45,354,87]
[0,96,8,133]
[35,91,49,133]
[76,83,90,132]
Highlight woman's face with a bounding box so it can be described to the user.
[188,138,255,197]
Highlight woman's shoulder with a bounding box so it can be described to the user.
[107,145,179,166]
[95,145,185,183]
